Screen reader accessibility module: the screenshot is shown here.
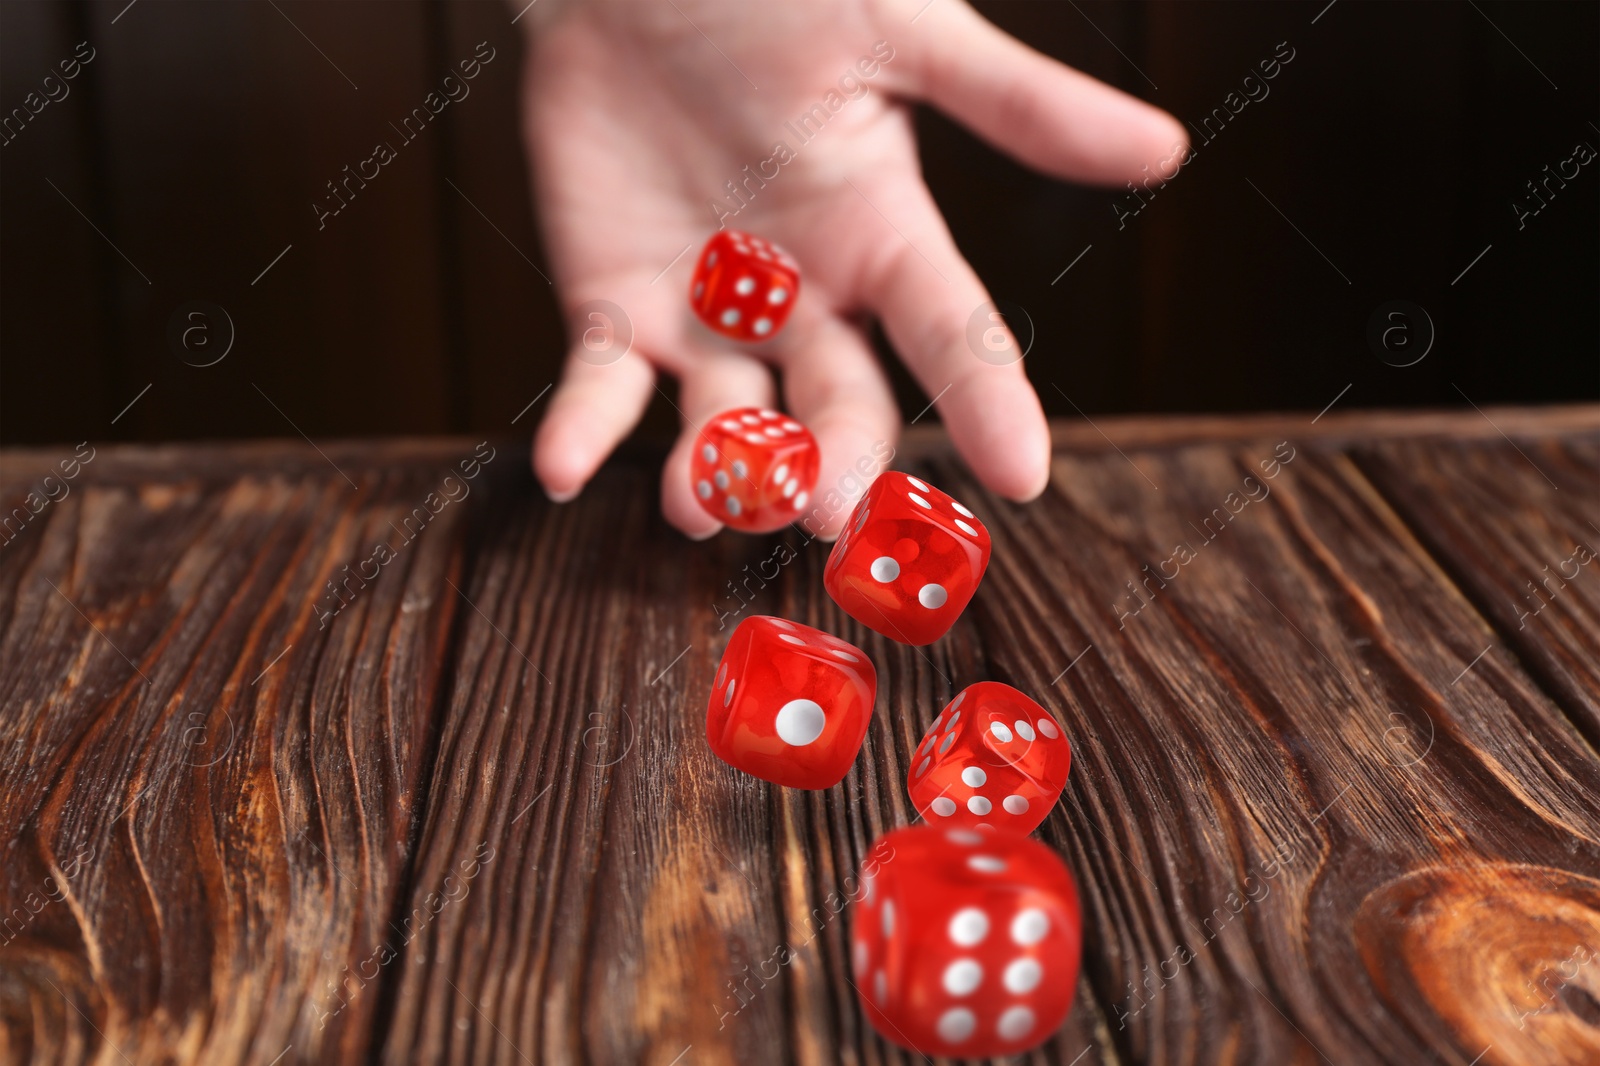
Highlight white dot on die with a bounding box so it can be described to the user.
[778,634,806,646]
[829,648,859,662]
[764,425,784,437]
[724,678,736,706]
[775,698,826,746]
[701,444,716,463]
[1011,908,1049,945]
[745,434,766,445]
[753,318,772,336]
[1004,957,1042,993]
[714,471,730,490]
[955,519,978,537]
[781,477,798,498]
[967,855,1006,873]
[946,829,983,845]
[769,619,795,630]
[772,463,789,484]
[916,756,931,777]
[906,476,929,490]
[942,958,982,996]
[873,969,887,1004]
[1003,795,1030,815]
[936,1008,975,1044]
[741,414,761,425]
[726,497,742,517]
[793,491,809,509]
[716,662,727,687]
[908,492,931,509]
[881,898,895,937]
[735,276,755,295]
[694,283,705,299]
[696,480,712,499]
[919,584,948,609]
[952,500,974,517]
[707,251,718,266]
[870,557,900,583]
[721,308,740,326]
[967,796,992,816]
[944,712,960,732]
[1015,720,1036,742]
[938,733,955,754]
[950,692,966,711]
[990,722,1013,743]
[948,907,989,946]
[732,459,748,478]
[961,766,987,787]
[719,419,739,431]
[1038,717,1060,739]
[759,409,779,419]
[766,286,789,306]
[782,420,801,432]
[997,1006,1035,1041]
[930,797,956,817]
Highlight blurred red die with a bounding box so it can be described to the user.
[689,230,799,341]
[907,682,1071,833]
[690,407,819,532]
[851,825,1082,1057]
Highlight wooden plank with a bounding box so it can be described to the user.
[1356,434,1600,748]
[0,444,476,1062]
[377,454,1124,1065]
[0,0,117,443]
[930,435,1600,1064]
[438,7,563,430]
[82,0,454,441]
[5,414,1599,1064]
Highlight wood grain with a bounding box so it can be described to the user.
[939,437,1600,1065]
[1356,435,1600,749]
[2,413,1598,1065]
[0,445,478,1062]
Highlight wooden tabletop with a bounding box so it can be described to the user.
[2,407,1597,1066]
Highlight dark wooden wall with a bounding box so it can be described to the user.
[1,0,1596,448]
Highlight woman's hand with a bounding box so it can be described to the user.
[523,0,1184,537]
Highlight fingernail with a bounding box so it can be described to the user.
[686,526,720,542]
[544,485,580,504]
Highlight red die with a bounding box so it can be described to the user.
[851,825,1082,1058]
[908,683,1071,834]
[689,230,800,341]
[706,616,875,789]
[825,471,991,645]
[690,407,820,532]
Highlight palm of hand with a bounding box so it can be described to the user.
[524,0,1183,537]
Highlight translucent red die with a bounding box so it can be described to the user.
[690,407,819,532]
[908,682,1071,833]
[851,825,1082,1058]
[706,616,876,789]
[689,230,800,341]
[824,471,991,645]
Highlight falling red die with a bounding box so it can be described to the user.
[908,683,1070,833]
[690,407,820,532]
[689,229,800,341]
[706,616,875,789]
[851,825,1082,1058]
[824,471,991,645]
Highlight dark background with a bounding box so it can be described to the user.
[2,0,1595,447]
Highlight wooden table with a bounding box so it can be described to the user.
[2,408,1597,1065]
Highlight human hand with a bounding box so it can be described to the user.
[523,0,1184,538]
